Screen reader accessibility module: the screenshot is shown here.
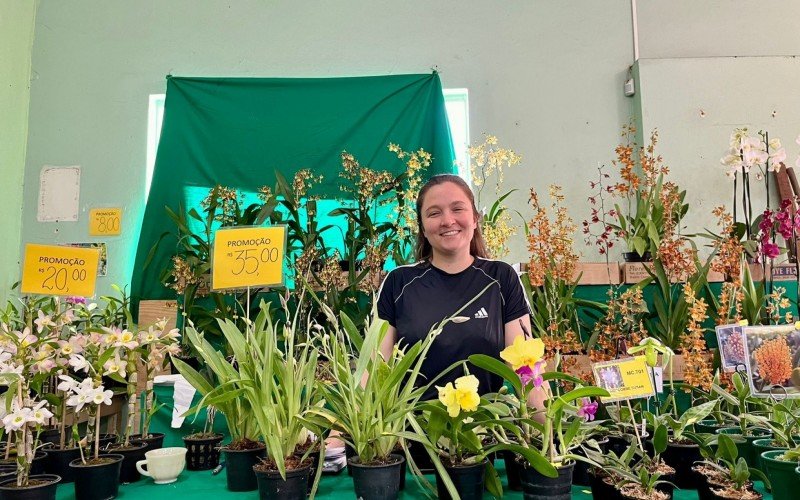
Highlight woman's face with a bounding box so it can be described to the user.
[420,182,478,258]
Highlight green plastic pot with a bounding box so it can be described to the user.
[796,465,800,483]
[762,450,798,500]
[751,438,786,474]
[696,419,731,435]
[716,427,771,467]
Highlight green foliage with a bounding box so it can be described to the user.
[700,433,771,490]
[640,254,710,350]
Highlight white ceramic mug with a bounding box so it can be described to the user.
[136,447,187,484]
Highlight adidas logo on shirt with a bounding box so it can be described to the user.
[474,307,488,319]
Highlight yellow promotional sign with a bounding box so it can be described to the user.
[21,244,100,297]
[592,356,655,403]
[88,208,122,236]
[212,226,286,290]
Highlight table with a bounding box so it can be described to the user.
[55,374,768,498]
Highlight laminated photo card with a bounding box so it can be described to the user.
[742,324,800,398]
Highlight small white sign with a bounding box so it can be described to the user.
[38,166,80,222]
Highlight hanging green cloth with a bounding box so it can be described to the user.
[131,73,455,311]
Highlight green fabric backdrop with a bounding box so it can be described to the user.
[131,73,456,313]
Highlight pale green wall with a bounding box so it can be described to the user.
[635,56,800,241]
[0,0,37,302]
[16,0,800,298]
[20,0,633,295]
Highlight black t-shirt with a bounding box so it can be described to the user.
[377,257,531,400]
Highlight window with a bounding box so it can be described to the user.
[145,94,165,202]
[443,88,470,182]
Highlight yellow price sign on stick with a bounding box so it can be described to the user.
[89,208,122,236]
[21,244,100,297]
[212,226,286,290]
[591,356,655,403]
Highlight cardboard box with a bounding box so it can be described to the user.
[573,262,621,285]
[748,263,798,282]
[623,263,727,284]
[138,300,179,331]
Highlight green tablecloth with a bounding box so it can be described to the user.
[50,461,770,499]
[47,384,771,499]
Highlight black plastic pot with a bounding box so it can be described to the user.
[435,459,487,500]
[0,474,60,500]
[589,469,625,500]
[102,442,147,484]
[0,452,48,476]
[662,441,702,489]
[183,433,223,471]
[695,470,758,500]
[69,454,123,500]
[222,444,267,492]
[655,470,675,499]
[294,450,320,495]
[501,450,523,491]
[38,429,61,447]
[606,434,631,457]
[96,434,117,451]
[348,454,404,500]
[42,445,81,483]
[129,433,165,453]
[623,251,652,262]
[572,437,609,486]
[518,459,574,500]
[254,462,311,500]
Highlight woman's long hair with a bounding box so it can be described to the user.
[415,174,489,262]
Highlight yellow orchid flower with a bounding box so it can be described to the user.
[500,335,545,371]
[437,382,461,417]
[437,375,481,417]
[455,375,480,412]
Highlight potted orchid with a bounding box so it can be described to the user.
[304,303,464,500]
[192,300,324,500]
[417,373,505,499]
[173,323,263,492]
[469,334,609,499]
[130,319,180,450]
[59,373,124,500]
[0,298,68,499]
[68,319,148,484]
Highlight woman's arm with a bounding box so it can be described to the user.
[505,315,548,421]
[379,324,397,362]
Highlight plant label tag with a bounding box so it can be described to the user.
[652,366,664,393]
[591,356,656,403]
[211,225,287,290]
[716,324,747,373]
[21,243,99,297]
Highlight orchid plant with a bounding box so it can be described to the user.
[415,373,508,497]
[469,335,609,476]
[0,297,75,486]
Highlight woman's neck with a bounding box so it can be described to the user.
[430,252,474,274]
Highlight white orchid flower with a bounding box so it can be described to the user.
[34,311,56,333]
[115,330,139,350]
[57,374,78,392]
[103,353,126,378]
[770,148,787,169]
[29,401,53,425]
[91,388,114,406]
[2,404,31,431]
[66,392,90,413]
[68,353,90,373]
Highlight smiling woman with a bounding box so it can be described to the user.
[376,175,547,414]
